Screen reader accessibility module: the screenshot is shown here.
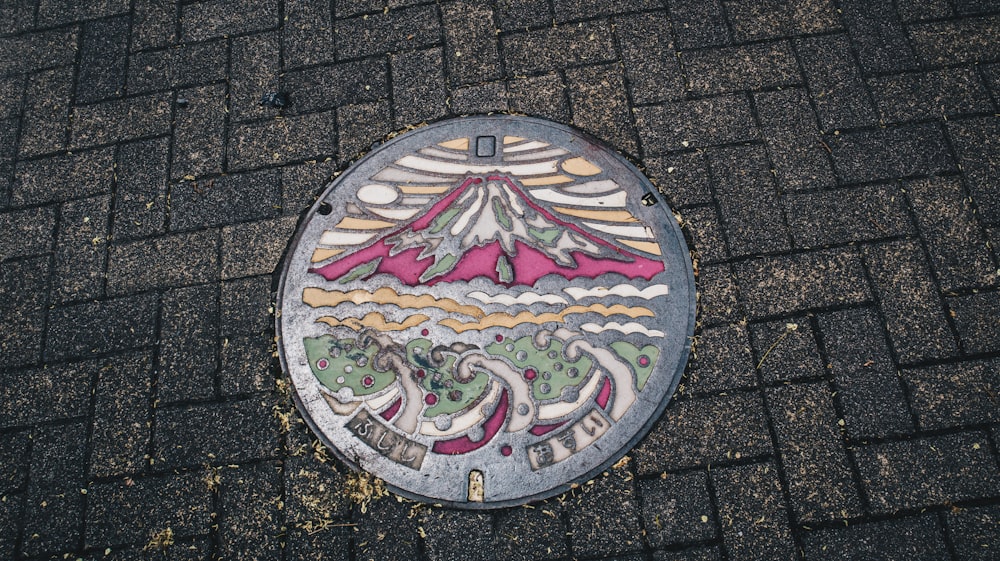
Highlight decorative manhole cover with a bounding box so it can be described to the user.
[276,116,695,508]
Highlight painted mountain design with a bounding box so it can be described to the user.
[309,176,665,287]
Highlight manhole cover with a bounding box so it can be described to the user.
[276,116,695,508]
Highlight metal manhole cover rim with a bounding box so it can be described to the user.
[275,114,696,509]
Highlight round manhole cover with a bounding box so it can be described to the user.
[277,116,695,508]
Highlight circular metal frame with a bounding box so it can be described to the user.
[276,116,695,508]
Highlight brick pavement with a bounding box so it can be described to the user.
[1,1,998,560]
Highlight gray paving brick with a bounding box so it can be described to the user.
[949,292,1000,355]
[442,1,500,86]
[631,394,772,473]
[909,15,1000,66]
[801,516,950,561]
[507,73,569,123]
[336,100,391,163]
[0,117,15,164]
[0,206,55,262]
[0,359,92,427]
[0,257,48,367]
[669,0,730,49]
[171,170,279,232]
[0,0,35,36]
[181,0,278,41]
[106,230,219,295]
[128,41,227,94]
[220,276,271,336]
[495,0,549,29]
[91,538,213,561]
[36,0,127,26]
[713,462,796,561]
[954,0,998,14]
[767,383,862,523]
[158,285,218,402]
[284,0,335,68]
[683,41,800,96]
[131,0,178,50]
[829,124,954,184]
[70,93,172,149]
[422,510,495,561]
[172,83,226,179]
[644,151,713,208]
[85,472,212,547]
[283,58,387,116]
[52,195,110,303]
[501,22,616,75]
[219,462,283,559]
[492,502,568,561]
[0,76,22,119]
[696,264,743,326]
[863,240,958,363]
[552,0,659,21]
[567,471,643,557]
[640,471,716,547]
[635,95,758,154]
[754,88,836,193]
[288,524,352,561]
[283,455,349,531]
[946,505,1000,561]
[0,164,10,209]
[0,28,79,76]
[903,359,1000,430]
[653,547,721,561]
[23,423,87,556]
[76,15,129,104]
[614,13,685,105]
[948,117,1000,223]
[896,0,952,22]
[839,0,918,74]
[0,490,21,559]
[0,431,29,492]
[449,82,509,115]
[724,0,840,41]
[819,308,913,439]
[709,145,790,257]
[683,205,727,264]
[281,160,335,216]
[686,323,755,393]
[908,176,996,291]
[735,249,870,319]
[854,431,1000,514]
[89,352,153,477]
[220,332,272,395]
[983,63,1000,100]
[45,293,157,360]
[18,67,72,157]
[335,5,440,60]
[354,489,422,561]
[391,48,447,127]
[795,34,877,131]
[113,137,169,240]
[228,111,337,170]
[154,397,279,467]
[334,0,425,18]
[784,184,913,248]
[870,68,993,123]
[220,215,297,280]
[230,31,279,122]
[750,318,823,383]
[566,63,637,155]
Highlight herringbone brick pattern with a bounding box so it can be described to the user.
[1,1,998,560]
